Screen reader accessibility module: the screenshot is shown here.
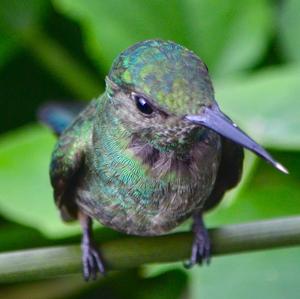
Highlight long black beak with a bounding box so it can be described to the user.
[185,106,288,174]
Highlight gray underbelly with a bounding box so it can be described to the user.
[76,177,214,236]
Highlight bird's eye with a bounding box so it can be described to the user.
[133,94,153,115]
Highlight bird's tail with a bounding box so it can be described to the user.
[37,101,87,136]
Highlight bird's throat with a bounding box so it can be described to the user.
[128,132,211,180]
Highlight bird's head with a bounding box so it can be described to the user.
[105,39,287,173]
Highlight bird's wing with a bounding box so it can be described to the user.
[203,137,244,211]
[38,102,87,136]
[49,101,97,221]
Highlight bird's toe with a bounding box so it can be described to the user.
[82,243,106,281]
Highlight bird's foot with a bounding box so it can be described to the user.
[79,212,106,280]
[184,214,211,268]
[82,241,106,281]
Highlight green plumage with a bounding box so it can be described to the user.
[42,39,285,278]
[109,40,214,114]
[50,40,221,235]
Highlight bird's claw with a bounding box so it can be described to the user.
[185,216,211,268]
[82,242,106,281]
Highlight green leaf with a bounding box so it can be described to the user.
[0,0,49,36]
[0,0,49,69]
[190,247,300,299]
[183,0,273,76]
[0,224,49,252]
[216,66,300,150]
[0,125,81,238]
[279,0,300,62]
[52,0,189,73]
[206,151,300,226]
[0,35,17,69]
[53,0,272,76]
[0,276,91,299]
[136,269,188,299]
[67,269,187,299]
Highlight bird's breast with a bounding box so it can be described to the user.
[78,131,221,235]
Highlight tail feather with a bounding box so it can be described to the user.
[38,102,87,136]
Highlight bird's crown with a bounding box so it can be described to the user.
[109,39,215,115]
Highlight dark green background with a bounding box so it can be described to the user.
[0,0,299,298]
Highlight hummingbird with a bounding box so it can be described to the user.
[39,39,287,280]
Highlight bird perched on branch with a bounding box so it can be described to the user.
[39,39,287,280]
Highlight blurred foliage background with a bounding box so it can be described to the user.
[0,0,299,298]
